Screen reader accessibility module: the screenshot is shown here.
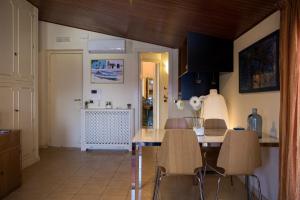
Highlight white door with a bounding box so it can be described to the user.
[48,52,83,147]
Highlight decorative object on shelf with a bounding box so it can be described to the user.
[247,108,262,138]
[84,101,90,109]
[105,101,112,109]
[189,96,206,136]
[91,59,124,84]
[84,100,96,109]
[239,30,280,93]
[127,104,132,109]
[202,89,229,128]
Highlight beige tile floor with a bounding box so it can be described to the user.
[4,147,251,200]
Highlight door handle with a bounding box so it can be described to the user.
[14,109,19,112]
[74,99,81,102]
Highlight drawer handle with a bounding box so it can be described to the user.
[14,109,20,112]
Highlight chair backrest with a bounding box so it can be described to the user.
[204,119,227,129]
[204,119,227,136]
[217,130,262,175]
[164,118,189,129]
[158,130,203,175]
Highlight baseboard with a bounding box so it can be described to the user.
[45,146,81,151]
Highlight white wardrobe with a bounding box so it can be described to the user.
[0,0,39,168]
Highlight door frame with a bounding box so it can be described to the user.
[138,51,171,130]
[140,60,160,129]
[46,50,83,146]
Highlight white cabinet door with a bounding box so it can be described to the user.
[16,87,34,161]
[0,0,15,78]
[0,0,38,168]
[17,0,34,81]
[0,86,15,129]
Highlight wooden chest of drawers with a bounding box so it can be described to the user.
[0,130,21,198]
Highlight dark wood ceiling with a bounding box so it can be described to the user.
[28,0,279,48]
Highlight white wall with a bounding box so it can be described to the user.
[168,50,202,127]
[160,53,170,129]
[38,21,176,146]
[220,11,280,200]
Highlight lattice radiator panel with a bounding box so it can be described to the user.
[81,109,134,151]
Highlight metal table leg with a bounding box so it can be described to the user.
[245,175,252,200]
[131,143,137,200]
[138,144,143,189]
[131,143,143,200]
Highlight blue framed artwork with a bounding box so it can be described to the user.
[91,59,124,84]
[239,30,280,93]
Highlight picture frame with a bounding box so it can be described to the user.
[91,59,124,84]
[239,30,280,93]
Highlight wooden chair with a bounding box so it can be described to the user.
[164,118,189,129]
[202,119,227,181]
[203,118,227,136]
[206,130,262,200]
[154,130,204,200]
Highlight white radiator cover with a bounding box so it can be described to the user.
[81,109,134,151]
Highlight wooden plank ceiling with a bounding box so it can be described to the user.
[28,0,279,48]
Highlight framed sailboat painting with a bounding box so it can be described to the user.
[91,59,124,84]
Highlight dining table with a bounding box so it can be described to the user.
[131,129,279,200]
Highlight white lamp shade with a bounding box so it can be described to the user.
[202,89,229,127]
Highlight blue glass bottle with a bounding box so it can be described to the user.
[247,108,262,138]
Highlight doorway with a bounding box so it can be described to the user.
[139,52,169,129]
[48,51,83,147]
